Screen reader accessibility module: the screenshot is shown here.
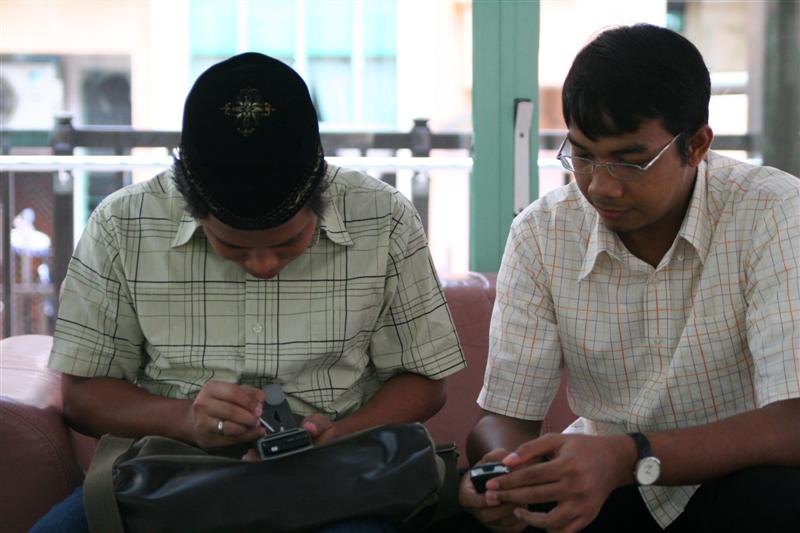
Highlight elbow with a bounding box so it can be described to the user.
[431,378,447,417]
[416,375,447,422]
[465,411,494,465]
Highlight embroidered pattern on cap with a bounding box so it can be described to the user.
[220,87,276,137]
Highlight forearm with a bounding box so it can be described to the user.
[62,374,192,441]
[644,398,800,486]
[467,410,542,465]
[334,372,446,436]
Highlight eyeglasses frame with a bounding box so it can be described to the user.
[556,133,683,181]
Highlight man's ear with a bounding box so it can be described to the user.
[687,125,713,167]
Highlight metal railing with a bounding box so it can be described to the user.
[0,155,476,173]
[0,115,759,338]
[0,153,478,339]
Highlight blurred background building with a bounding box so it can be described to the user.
[1,0,797,336]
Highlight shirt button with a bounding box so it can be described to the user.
[252,323,263,334]
[677,254,685,261]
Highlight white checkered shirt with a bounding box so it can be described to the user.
[479,151,800,527]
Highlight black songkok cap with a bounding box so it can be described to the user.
[177,52,324,229]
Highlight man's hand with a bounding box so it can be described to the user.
[485,433,634,533]
[185,381,266,449]
[459,449,528,533]
[301,413,340,445]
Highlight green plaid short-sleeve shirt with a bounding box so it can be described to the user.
[49,165,465,418]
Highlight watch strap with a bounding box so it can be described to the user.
[628,432,653,460]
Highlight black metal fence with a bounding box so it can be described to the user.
[0,116,476,337]
[0,115,758,338]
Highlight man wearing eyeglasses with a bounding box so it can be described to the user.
[460,24,799,532]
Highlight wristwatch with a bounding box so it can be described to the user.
[629,432,661,486]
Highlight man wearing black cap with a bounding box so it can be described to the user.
[32,53,464,532]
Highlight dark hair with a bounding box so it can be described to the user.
[172,157,330,222]
[562,24,710,162]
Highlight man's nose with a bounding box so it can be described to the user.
[587,165,624,199]
[243,249,280,277]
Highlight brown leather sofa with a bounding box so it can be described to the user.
[0,272,575,532]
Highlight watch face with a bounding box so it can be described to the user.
[635,457,661,485]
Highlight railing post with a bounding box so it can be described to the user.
[410,118,432,156]
[409,118,431,232]
[49,113,76,317]
[1,172,13,338]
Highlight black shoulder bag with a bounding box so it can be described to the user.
[83,422,455,532]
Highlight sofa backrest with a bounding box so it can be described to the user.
[433,272,576,467]
[426,272,496,466]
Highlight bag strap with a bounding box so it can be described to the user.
[84,434,135,533]
[400,442,462,531]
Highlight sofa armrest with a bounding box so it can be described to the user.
[0,399,84,532]
[0,335,87,532]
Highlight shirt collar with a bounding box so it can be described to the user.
[171,215,201,248]
[674,157,711,265]
[315,184,354,247]
[578,156,712,279]
[170,179,354,249]
[579,212,624,279]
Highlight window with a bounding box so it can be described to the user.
[188,0,397,128]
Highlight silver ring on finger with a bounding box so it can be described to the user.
[217,419,225,435]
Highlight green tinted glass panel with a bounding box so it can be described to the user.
[189,0,237,56]
[247,0,295,57]
[364,0,396,57]
[307,0,352,56]
[363,57,396,126]
[307,57,352,123]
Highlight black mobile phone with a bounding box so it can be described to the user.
[469,462,511,494]
[254,384,314,460]
[256,427,313,460]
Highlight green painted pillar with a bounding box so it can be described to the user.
[471,0,539,272]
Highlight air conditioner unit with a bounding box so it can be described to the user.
[0,61,64,128]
